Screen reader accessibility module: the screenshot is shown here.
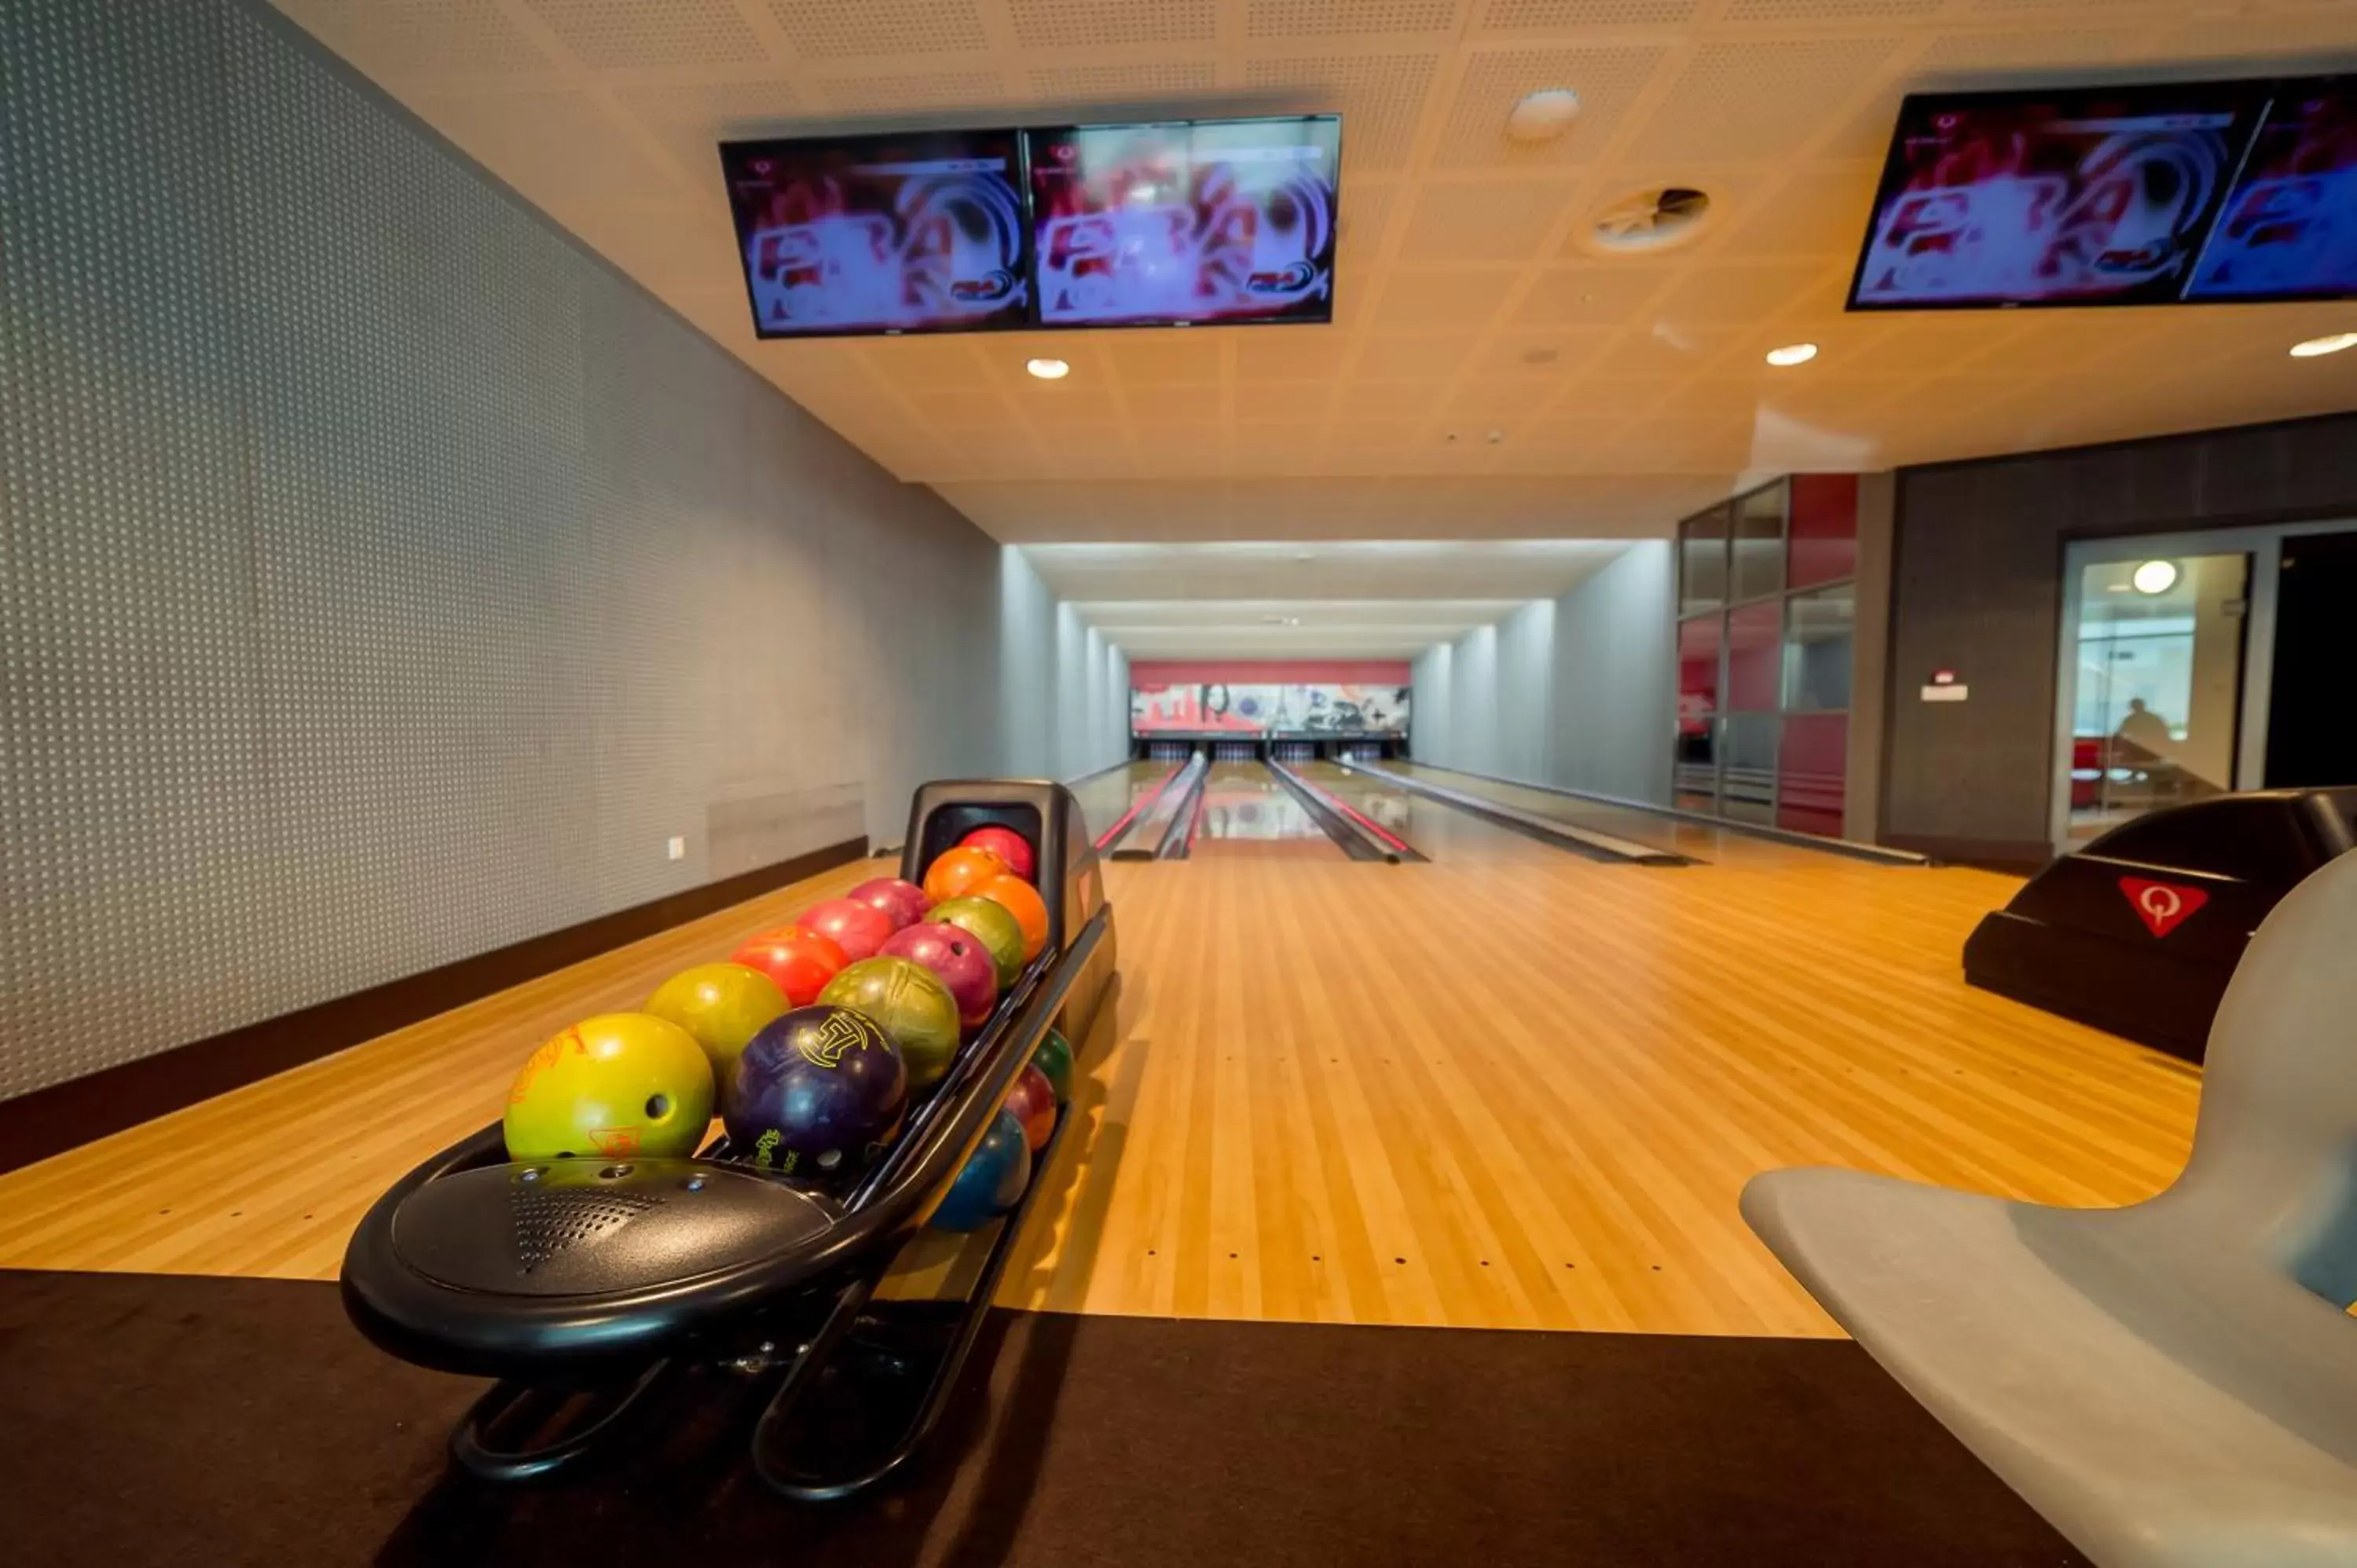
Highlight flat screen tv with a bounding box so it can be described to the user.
[2187,77,2357,302]
[718,130,1029,338]
[1848,82,2269,310]
[1025,115,1342,329]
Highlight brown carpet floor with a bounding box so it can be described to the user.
[0,1269,2083,1566]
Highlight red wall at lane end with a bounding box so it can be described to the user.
[1129,660,1412,686]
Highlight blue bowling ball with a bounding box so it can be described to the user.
[724,1005,907,1183]
[930,1108,1031,1232]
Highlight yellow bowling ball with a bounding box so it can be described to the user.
[644,962,788,1087]
[503,1013,714,1162]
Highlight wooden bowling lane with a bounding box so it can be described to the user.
[1292,760,1555,863]
[1068,760,1180,847]
[1373,760,1838,866]
[0,822,2201,1340]
[1189,762,1344,859]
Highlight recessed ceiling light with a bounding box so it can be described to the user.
[2132,559,2179,595]
[1506,88,1582,143]
[1025,357,1069,379]
[1764,343,1818,367]
[2289,332,2357,359]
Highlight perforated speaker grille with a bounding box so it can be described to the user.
[510,1185,662,1273]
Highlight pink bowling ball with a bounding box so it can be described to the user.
[798,898,896,963]
[879,921,999,1032]
[848,877,932,932]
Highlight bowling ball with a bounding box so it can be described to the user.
[922,844,1006,904]
[799,898,896,962]
[1002,1063,1057,1153]
[977,874,1050,962]
[959,825,1036,882]
[878,921,998,1033]
[1030,1028,1075,1105]
[729,926,849,1006]
[504,1013,714,1162]
[724,1005,907,1182]
[929,1108,1031,1233]
[643,962,788,1087]
[819,956,962,1091]
[848,876,932,931]
[929,896,1026,990]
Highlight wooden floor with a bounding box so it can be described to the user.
[0,833,2202,1337]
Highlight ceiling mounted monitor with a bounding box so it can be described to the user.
[2187,77,2357,302]
[1848,82,2270,310]
[718,129,1029,338]
[1025,115,1342,330]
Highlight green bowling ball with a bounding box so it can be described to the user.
[643,962,789,1090]
[929,896,1026,989]
[503,1012,714,1161]
[819,956,962,1091]
[1030,1027,1076,1105]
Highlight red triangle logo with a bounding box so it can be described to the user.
[2118,877,2209,938]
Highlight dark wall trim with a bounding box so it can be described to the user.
[1902,408,2357,478]
[0,837,868,1175]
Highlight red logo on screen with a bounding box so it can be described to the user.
[2118,877,2209,938]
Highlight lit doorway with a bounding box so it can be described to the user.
[2051,521,2357,855]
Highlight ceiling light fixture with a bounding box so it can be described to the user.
[2132,559,2179,595]
[1506,88,1582,144]
[1025,357,1069,379]
[2289,332,2357,358]
[1764,343,1819,367]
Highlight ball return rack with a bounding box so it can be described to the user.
[340,781,1117,1500]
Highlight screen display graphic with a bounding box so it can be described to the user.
[2188,79,2357,302]
[1849,86,2264,309]
[719,130,1028,338]
[1131,683,1407,736]
[1028,116,1341,328]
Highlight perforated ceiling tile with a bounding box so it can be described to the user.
[1029,58,1219,102]
[610,80,803,179]
[1512,262,1674,324]
[1435,46,1667,168]
[2154,14,2357,54]
[766,0,990,58]
[1235,379,1341,420]
[1250,0,1467,35]
[1371,267,1524,328]
[1235,329,1357,382]
[1107,332,1226,386]
[1725,0,1939,19]
[1476,325,1614,376]
[1009,0,1218,49]
[1353,333,1484,380]
[1244,53,1441,172]
[1622,36,1907,163]
[518,0,768,69]
[1913,27,2157,69]
[408,87,682,206]
[909,389,1021,430]
[1653,261,1832,324]
[273,0,553,78]
[1475,0,1704,27]
[810,69,1016,113]
[1398,178,1579,262]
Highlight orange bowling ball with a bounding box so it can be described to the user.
[923,844,1006,903]
[976,874,1049,962]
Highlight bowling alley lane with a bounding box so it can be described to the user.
[1189,762,1343,858]
[1069,759,1183,847]
[1291,760,1556,863]
[1370,760,1819,866]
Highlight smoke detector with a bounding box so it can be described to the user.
[1577,186,1714,256]
[1506,89,1582,143]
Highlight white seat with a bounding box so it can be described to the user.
[1743,844,2357,1568]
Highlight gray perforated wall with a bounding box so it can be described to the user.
[0,0,1037,1100]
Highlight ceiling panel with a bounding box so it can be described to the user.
[267,0,2357,549]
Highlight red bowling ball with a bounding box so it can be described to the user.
[1002,1062,1057,1153]
[797,897,896,963]
[959,825,1036,883]
[878,921,999,1031]
[848,876,932,931]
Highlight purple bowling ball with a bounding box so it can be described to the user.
[849,877,933,932]
[879,921,999,1033]
[724,1005,907,1184]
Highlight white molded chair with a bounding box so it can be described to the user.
[1743,846,2357,1568]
